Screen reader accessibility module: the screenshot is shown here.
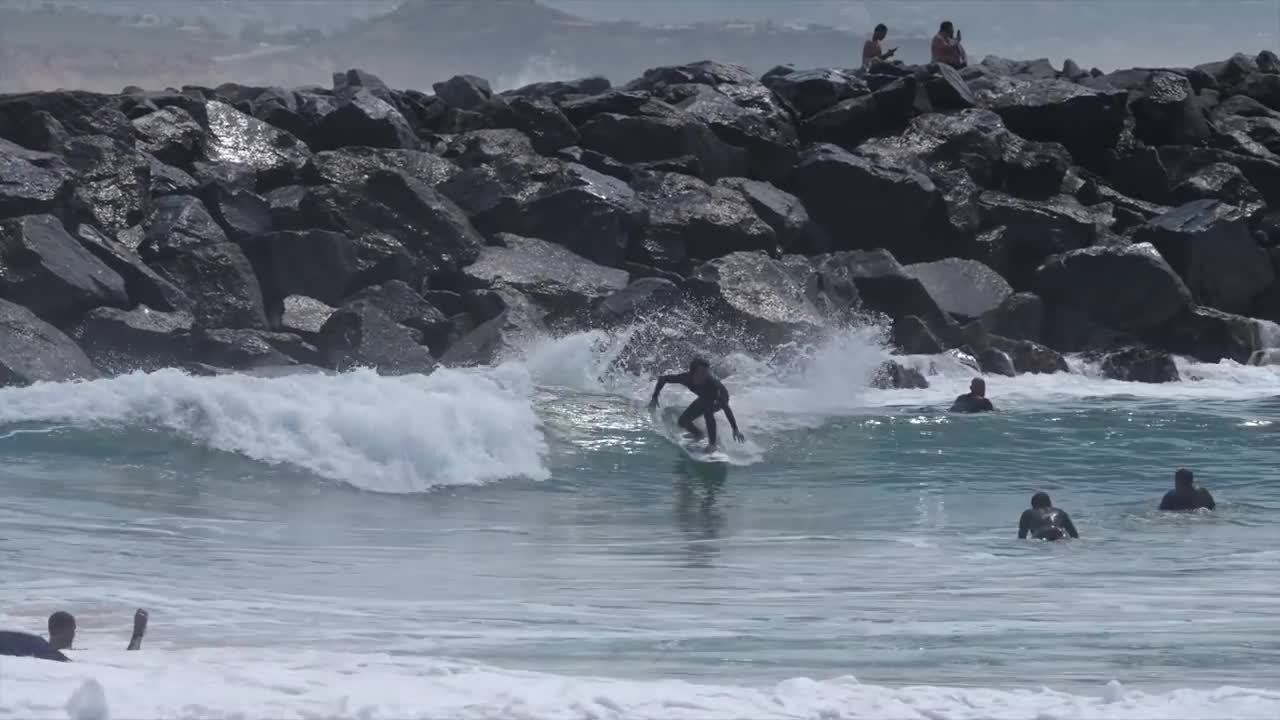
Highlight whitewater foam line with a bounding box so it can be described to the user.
[0,367,548,493]
[1,650,1277,720]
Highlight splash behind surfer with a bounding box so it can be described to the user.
[650,358,745,452]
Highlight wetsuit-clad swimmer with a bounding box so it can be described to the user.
[650,358,745,452]
[1018,492,1079,541]
[0,609,147,662]
[1159,468,1216,511]
[950,378,995,413]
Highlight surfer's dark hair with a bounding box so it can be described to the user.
[689,357,710,371]
[1031,492,1052,509]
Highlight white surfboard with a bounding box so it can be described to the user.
[653,407,730,463]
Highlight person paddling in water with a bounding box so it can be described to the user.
[650,358,745,452]
[1018,492,1079,541]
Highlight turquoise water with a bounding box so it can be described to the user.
[2,329,1279,718]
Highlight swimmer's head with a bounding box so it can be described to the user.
[48,611,75,650]
[970,378,986,396]
[1031,491,1052,509]
[1175,468,1194,490]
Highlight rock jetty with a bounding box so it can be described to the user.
[2,52,1280,388]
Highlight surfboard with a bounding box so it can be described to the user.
[653,406,730,463]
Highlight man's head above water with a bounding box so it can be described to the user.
[48,611,75,650]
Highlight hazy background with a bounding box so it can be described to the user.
[0,0,1276,93]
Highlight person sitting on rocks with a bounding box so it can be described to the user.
[862,23,898,67]
[1018,492,1079,541]
[1159,469,1216,511]
[931,20,967,68]
[950,378,994,413]
[0,609,147,662]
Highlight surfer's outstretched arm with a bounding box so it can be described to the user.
[650,373,685,409]
[1061,512,1080,539]
[719,386,745,442]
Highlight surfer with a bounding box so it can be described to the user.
[950,378,995,413]
[1159,469,1216,511]
[649,358,745,452]
[0,609,147,662]
[1018,492,1079,541]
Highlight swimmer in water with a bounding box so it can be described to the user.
[1018,492,1079,541]
[1159,468,1216,511]
[650,358,745,452]
[950,378,995,413]
[0,609,147,662]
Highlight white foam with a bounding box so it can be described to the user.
[0,651,1277,720]
[0,367,548,493]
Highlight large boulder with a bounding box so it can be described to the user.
[345,280,451,343]
[1160,307,1278,364]
[974,192,1112,289]
[254,230,358,307]
[440,285,547,366]
[298,170,484,281]
[303,147,460,188]
[433,74,493,111]
[801,76,920,150]
[1100,347,1180,383]
[664,82,799,183]
[763,68,869,119]
[578,111,748,180]
[1157,146,1280,207]
[192,328,318,369]
[990,336,1069,374]
[316,299,436,375]
[61,135,150,235]
[1036,243,1193,333]
[788,143,948,262]
[976,291,1046,344]
[199,101,310,189]
[139,196,267,329]
[1169,162,1266,216]
[980,78,1128,166]
[311,89,419,151]
[439,157,647,268]
[275,294,336,341]
[132,106,204,166]
[871,360,930,389]
[70,305,194,374]
[823,249,958,342]
[442,129,538,169]
[1130,71,1217,147]
[74,224,190,312]
[0,139,69,218]
[0,298,100,386]
[462,234,628,314]
[716,177,827,254]
[631,172,776,270]
[587,277,681,328]
[491,96,579,154]
[687,251,828,345]
[0,214,128,325]
[1131,200,1273,314]
[904,258,1012,321]
[200,184,272,245]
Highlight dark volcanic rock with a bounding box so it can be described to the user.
[317,299,436,375]
[763,68,869,119]
[75,224,190,312]
[871,360,929,389]
[71,305,194,373]
[132,106,204,166]
[788,143,947,262]
[442,129,539,169]
[200,184,272,245]
[303,147,460,188]
[1100,347,1180,383]
[0,140,69,219]
[631,172,776,270]
[0,298,100,386]
[578,111,748,180]
[923,64,977,110]
[193,328,318,369]
[975,192,1112,289]
[200,101,310,189]
[1131,200,1273,314]
[801,76,920,150]
[560,90,678,126]
[312,89,419,151]
[991,335,1069,374]
[140,195,267,329]
[255,230,358,307]
[148,158,199,197]
[1169,162,1266,216]
[980,78,1128,165]
[977,291,1045,344]
[300,171,484,281]
[492,96,580,154]
[1036,242,1192,333]
[433,75,493,111]
[440,285,547,366]
[503,76,611,102]
[1157,146,1280,207]
[276,295,336,340]
[1130,71,1216,147]
[666,82,799,183]
[346,280,450,339]
[716,177,826,254]
[462,234,628,313]
[589,277,681,328]
[0,91,132,148]
[827,249,958,342]
[1161,306,1276,364]
[62,135,150,234]
[904,258,1012,321]
[891,315,945,354]
[0,214,127,325]
[687,251,828,343]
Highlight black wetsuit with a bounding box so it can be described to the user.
[0,631,68,662]
[950,392,994,413]
[1018,507,1079,541]
[1159,487,1216,511]
[655,372,732,446]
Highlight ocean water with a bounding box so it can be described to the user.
[2,324,1280,719]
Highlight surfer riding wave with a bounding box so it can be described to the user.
[650,358,746,453]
